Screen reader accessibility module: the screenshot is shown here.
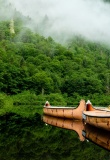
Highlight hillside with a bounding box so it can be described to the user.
[0,0,110,106]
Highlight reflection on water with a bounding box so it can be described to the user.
[43,114,85,141]
[0,112,110,160]
[83,124,110,151]
[43,114,110,152]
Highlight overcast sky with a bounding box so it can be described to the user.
[8,0,110,44]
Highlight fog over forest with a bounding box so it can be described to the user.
[8,0,110,44]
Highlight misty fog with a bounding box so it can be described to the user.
[8,0,110,44]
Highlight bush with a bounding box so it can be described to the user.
[0,93,5,108]
[12,90,38,105]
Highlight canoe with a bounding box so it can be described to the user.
[43,99,86,120]
[82,110,110,131]
[82,124,110,151]
[43,99,110,124]
[82,100,110,130]
[43,114,85,141]
[86,100,108,111]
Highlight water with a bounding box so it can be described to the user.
[0,111,110,160]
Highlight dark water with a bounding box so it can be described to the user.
[0,112,110,160]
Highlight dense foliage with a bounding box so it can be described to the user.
[0,0,110,107]
[0,19,110,105]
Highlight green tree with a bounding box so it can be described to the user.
[31,71,54,94]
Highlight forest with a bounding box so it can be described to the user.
[0,1,110,159]
[0,0,110,109]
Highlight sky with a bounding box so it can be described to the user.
[8,0,110,44]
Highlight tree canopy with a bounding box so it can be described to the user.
[0,0,110,106]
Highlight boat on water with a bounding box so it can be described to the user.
[43,99,110,130]
[82,124,110,151]
[82,110,110,131]
[43,114,85,141]
[82,100,110,131]
[43,99,86,120]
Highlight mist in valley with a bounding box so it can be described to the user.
[6,0,110,44]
